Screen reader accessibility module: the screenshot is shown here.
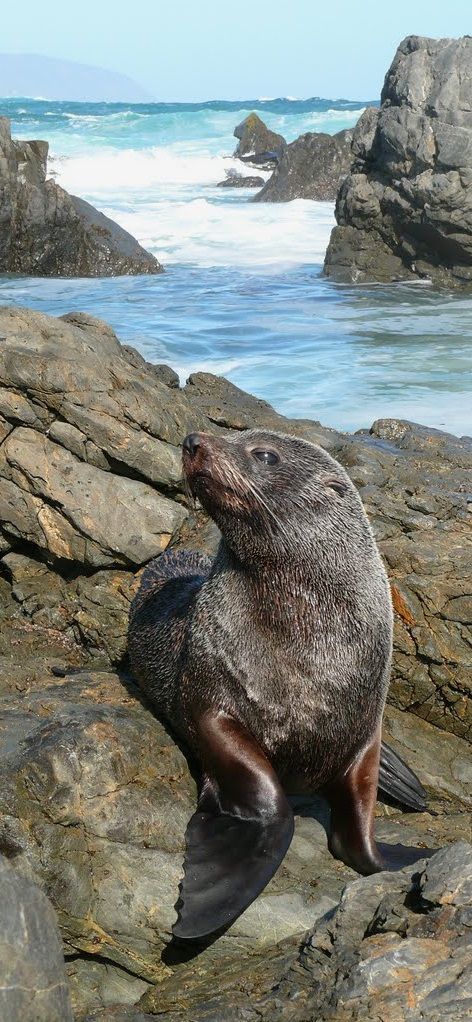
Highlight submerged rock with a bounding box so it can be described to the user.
[0,117,161,277]
[217,170,265,188]
[324,35,472,285]
[254,128,354,202]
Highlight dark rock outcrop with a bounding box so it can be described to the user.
[233,112,285,160]
[254,128,354,202]
[0,117,161,277]
[217,170,265,188]
[0,855,73,1021]
[324,36,472,285]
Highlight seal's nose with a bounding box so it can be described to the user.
[182,432,201,458]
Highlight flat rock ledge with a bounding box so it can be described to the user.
[0,304,470,1019]
[324,35,472,285]
[0,117,161,277]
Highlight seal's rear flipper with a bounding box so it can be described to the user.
[172,713,294,941]
[378,741,427,812]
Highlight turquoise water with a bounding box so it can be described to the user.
[1,97,471,436]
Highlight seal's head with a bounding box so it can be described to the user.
[182,429,370,567]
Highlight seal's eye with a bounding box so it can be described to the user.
[252,449,280,466]
[325,477,348,497]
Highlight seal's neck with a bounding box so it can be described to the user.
[213,539,339,639]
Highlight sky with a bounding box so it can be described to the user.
[1,0,471,101]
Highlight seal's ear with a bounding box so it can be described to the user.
[324,477,348,497]
[172,712,294,941]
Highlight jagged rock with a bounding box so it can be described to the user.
[217,170,265,188]
[0,854,73,1021]
[0,306,212,566]
[121,347,180,388]
[332,419,472,742]
[233,112,285,166]
[324,36,472,285]
[0,117,161,277]
[1,552,138,668]
[139,842,472,1018]
[0,426,186,568]
[254,128,354,202]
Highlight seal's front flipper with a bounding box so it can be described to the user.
[378,741,427,812]
[172,713,294,941]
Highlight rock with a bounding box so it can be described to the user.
[84,1009,155,1022]
[0,303,470,1017]
[0,305,470,735]
[0,426,186,568]
[121,347,180,388]
[332,419,472,742]
[0,854,73,1021]
[324,36,472,285]
[254,128,354,202]
[139,842,472,1019]
[233,113,285,166]
[1,552,139,668]
[0,117,161,277]
[0,663,469,1017]
[67,957,150,1020]
[217,170,265,188]
[0,305,215,567]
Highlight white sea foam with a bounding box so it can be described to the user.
[52,137,335,269]
[101,196,335,268]
[53,146,253,191]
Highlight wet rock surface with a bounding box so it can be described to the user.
[0,117,160,277]
[0,854,73,1021]
[254,128,354,202]
[324,35,472,285]
[0,304,470,1018]
[217,170,265,188]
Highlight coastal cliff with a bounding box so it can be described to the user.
[324,35,472,285]
[0,118,161,276]
[0,305,470,1019]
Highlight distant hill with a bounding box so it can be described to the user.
[0,53,155,102]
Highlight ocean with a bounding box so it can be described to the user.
[1,96,471,436]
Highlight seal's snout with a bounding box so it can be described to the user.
[182,432,201,458]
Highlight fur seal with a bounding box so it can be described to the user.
[128,429,426,940]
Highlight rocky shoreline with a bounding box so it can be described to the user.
[0,305,470,1020]
[0,118,160,277]
[324,35,472,286]
[221,111,355,201]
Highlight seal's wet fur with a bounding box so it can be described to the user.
[129,429,426,940]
